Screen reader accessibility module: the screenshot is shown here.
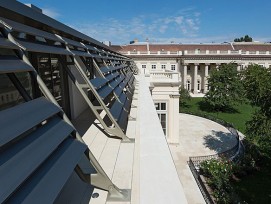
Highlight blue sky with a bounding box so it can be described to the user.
[20,0,271,44]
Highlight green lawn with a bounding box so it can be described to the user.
[180,97,271,203]
[180,97,256,133]
[233,164,271,204]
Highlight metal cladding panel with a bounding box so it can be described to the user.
[0,97,61,147]
[0,17,62,43]
[0,0,108,50]
[7,138,87,204]
[101,65,126,74]
[0,56,34,74]
[100,66,111,73]
[118,92,127,104]
[60,36,86,49]
[0,1,131,61]
[70,49,93,57]
[124,97,132,112]
[0,37,20,49]
[110,100,124,121]
[0,118,74,203]
[109,78,121,90]
[105,72,119,81]
[90,77,109,89]
[126,89,133,101]
[83,44,98,52]
[97,85,113,100]
[118,109,129,131]
[91,54,106,59]
[116,75,125,83]
[114,86,123,97]
[17,40,70,55]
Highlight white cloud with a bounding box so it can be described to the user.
[159,25,168,33]
[42,8,61,19]
[174,16,184,25]
[153,35,236,44]
[70,8,202,44]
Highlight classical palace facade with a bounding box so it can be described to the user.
[111,42,271,94]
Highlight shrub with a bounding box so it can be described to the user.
[200,159,235,204]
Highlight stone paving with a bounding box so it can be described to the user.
[169,113,238,204]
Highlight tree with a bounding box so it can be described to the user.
[242,64,271,116]
[234,35,253,42]
[179,85,191,107]
[204,63,244,112]
[242,64,271,157]
[245,111,271,156]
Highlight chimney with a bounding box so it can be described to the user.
[25,4,43,13]
[103,41,111,46]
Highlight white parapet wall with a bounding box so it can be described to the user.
[138,74,187,204]
[144,71,180,144]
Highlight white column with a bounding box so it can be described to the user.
[216,63,220,69]
[193,64,198,94]
[182,64,187,88]
[237,64,241,71]
[169,94,180,144]
[204,64,209,93]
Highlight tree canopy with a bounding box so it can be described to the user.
[234,35,253,42]
[242,64,271,116]
[242,64,271,156]
[204,63,244,111]
[179,85,191,107]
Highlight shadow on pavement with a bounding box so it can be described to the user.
[203,130,238,153]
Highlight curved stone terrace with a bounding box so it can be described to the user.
[169,113,238,204]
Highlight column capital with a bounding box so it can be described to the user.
[205,63,210,66]
[216,63,221,66]
[194,63,199,66]
[183,63,188,66]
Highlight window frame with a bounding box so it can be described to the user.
[154,101,168,136]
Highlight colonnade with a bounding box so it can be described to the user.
[181,63,242,94]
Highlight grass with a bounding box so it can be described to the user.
[180,97,271,203]
[180,97,256,133]
[233,164,271,204]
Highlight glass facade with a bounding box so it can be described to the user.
[0,73,32,111]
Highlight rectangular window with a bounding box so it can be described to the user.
[151,64,156,69]
[155,102,167,136]
[142,64,146,69]
[158,113,167,135]
[171,64,176,71]
[161,64,166,69]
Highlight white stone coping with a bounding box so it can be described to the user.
[138,74,188,204]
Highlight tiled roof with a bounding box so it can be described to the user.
[111,44,148,52]
[149,44,233,51]
[111,43,271,52]
[233,44,271,51]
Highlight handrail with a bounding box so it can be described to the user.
[183,112,245,204]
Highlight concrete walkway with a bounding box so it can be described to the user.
[169,113,238,204]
